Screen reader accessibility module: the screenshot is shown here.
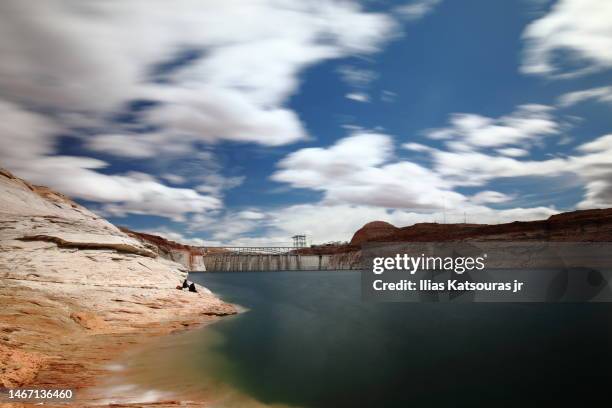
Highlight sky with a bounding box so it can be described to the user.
[1,0,611,246]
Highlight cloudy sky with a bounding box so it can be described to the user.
[1,0,611,246]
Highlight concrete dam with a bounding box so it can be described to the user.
[199,247,361,272]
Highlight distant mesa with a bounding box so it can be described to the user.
[348,208,612,245]
[350,221,398,246]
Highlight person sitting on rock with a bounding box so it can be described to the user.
[177,279,191,290]
[189,282,198,293]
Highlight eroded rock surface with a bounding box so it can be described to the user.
[119,228,207,271]
[0,168,235,390]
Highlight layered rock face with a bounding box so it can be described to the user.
[120,228,207,271]
[350,209,612,244]
[0,168,234,389]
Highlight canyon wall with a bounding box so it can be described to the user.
[120,228,207,271]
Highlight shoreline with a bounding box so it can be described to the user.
[76,314,233,406]
[0,167,237,406]
[1,278,237,407]
[81,316,228,406]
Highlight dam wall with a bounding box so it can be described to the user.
[201,252,361,272]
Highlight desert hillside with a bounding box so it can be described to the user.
[0,168,235,391]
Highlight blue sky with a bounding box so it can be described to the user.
[1,0,611,245]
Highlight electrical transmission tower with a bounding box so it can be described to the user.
[292,235,307,248]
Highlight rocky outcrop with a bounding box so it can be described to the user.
[349,208,612,244]
[120,228,207,271]
[350,221,399,246]
[0,168,235,390]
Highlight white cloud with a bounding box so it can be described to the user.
[558,86,612,107]
[521,0,612,77]
[411,104,612,204]
[195,174,244,197]
[429,131,612,210]
[272,125,608,218]
[85,133,194,158]
[189,212,263,241]
[141,86,308,146]
[26,161,221,221]
[577,134,612,153]
[238,210,266,220]
[272,203,403,243]
[345,92,370,103]
[0,0,400,221]
[572,134,612,209]
[337,65,378,88]
[431,150,568,186]
[470,191,513,204]
[338,65,377,104]
[161,174,187,185]
[0,101,220,221]
[219,235,294,247]
[0,100,59,162]
[0,0,397,148]
[274,132,393,185]
[577,179,612,210]
[395,0,442,21]
[496,147,529,157]
[273,132,467,210]
[425,104,560,150]
[402,142,435,153]
[139,228,214,246]
[380,90,397,103]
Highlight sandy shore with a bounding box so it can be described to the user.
[0,279,236,407]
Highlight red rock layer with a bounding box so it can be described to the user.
[349,208,612,245]
[120,228,207,271]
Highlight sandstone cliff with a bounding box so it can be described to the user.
[0,168,235,391]
[119,228,207,271]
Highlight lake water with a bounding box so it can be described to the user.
[97,271,612,407]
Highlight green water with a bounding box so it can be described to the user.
[99,271,612,407]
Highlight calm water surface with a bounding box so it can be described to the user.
[101,271,612,407]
